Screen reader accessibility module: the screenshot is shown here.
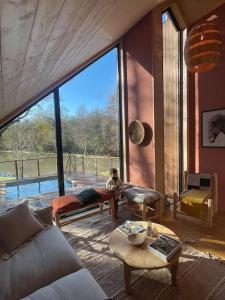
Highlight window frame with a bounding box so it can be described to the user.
[0,45,123,196]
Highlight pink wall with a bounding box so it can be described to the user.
[188,4,225,211]
[122,13,156,188]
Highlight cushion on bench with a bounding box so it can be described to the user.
[52,195,82,215]
[51,189,115,216]
[121,186,161,204]
[77,189,101,205]
[95,189,115,201]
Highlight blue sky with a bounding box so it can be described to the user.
[59,48,118,115]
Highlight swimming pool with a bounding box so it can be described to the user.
[5,177,73,201]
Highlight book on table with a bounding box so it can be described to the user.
[148,234,181,262]
[117,220,145,235]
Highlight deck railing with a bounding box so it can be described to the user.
[0,154,119,181]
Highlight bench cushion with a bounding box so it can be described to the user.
[52,189,115,215]
[95,188,115,201]
[22,268,107,300]
[122,186,161,204]
[77,189,101,205]
[52,195,83,215]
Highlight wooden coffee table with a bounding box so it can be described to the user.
[109,221,181,293]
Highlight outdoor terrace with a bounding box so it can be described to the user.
[0,153,118,213]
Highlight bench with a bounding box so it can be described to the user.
[51,188,116,226]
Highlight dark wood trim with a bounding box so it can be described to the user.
[178,30,184,193]
[163,7,181,32]
[117,44,124,181]
[54,88,65,196]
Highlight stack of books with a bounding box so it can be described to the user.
[117,221,145,235]
[148,234,181,262]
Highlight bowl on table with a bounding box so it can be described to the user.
[127,232,146,246]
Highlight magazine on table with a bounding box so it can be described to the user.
[148,234,181,262]
[117,220,145,235]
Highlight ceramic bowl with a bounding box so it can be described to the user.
[127,233,146,246]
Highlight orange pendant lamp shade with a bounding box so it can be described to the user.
[184,22,222,73]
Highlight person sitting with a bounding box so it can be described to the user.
[106,168,123,218]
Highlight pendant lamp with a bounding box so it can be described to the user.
[184,21,222,73]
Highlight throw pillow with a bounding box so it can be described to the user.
[0,200,44,253]
[77,189,101,205]
[33,206,53,226]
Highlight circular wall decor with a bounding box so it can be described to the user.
[128,120,145,145]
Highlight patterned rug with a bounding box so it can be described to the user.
[62,211,225,300]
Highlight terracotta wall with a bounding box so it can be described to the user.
[122,13,156,188]
[188,4,225,211]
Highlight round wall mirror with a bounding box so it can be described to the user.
[128,120,145,145]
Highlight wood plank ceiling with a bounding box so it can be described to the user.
[0,0,225,126]
[0,0,164,125]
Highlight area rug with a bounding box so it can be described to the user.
[62,212,225,300]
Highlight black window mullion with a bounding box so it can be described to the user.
[54,88,65,196]
[117,44,124,181]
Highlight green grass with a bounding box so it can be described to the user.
[98,171,110,177]
[0,176,15,181]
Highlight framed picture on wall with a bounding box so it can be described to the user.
[202,108,225,147]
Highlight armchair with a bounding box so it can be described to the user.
[173,172,218,228]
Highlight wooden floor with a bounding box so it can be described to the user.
[160,209,225,259]
[61,203,225,259]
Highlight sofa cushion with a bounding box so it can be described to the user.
[51,195,83,215]
[0,200,44,253]
[21,268,107,300]
[33,206,53,226]
[0,226,84,300]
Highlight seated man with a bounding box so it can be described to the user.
[106,168,123,218]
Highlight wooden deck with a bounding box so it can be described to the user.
[65,172,107,187]
[0,173,108,213]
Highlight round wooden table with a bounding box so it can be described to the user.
[109,222,181,293]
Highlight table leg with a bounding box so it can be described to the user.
[169,261,179,285]
[124,263,132,293]
[110,198,116,221]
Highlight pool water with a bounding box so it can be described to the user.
[5,177,72,201]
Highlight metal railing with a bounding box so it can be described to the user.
[0,154,119,181]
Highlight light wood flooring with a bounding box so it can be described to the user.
[62,204,225,259]
[159,209,225,259]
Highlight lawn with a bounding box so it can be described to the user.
[0,176,15,181]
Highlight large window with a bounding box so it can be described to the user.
[0,94,61,210]
[59,48,120,188]
[162,11,181,197]
[0,47,121,209]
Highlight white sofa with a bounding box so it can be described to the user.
[0,225,108,300]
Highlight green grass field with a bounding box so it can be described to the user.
[0,176,15,181]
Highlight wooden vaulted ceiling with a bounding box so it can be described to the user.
[0,0,165,126]
[0,0,225,126]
